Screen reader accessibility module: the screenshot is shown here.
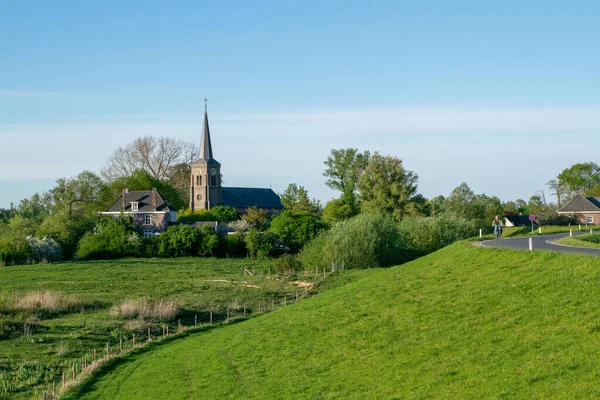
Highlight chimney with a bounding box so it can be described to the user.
[121,188,128,210]
[152,188,157,210]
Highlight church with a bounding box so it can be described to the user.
[189,105,283,214]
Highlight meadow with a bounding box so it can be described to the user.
[69,242,600,399]
[0,257,336,399]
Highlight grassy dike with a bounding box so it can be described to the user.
[69,242,600,399]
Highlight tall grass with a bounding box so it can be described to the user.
[13,291,88,313]
[112,298,179,321]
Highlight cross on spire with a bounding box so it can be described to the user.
[204,96,208,112]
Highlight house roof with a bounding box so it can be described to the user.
[504,214,531,226]
[558,194,600,213]
[221,187,283,210]
[192,109,220,166]
[104,189,178,213]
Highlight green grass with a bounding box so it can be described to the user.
[68,242,600,399]
[474,225,574,241]
[0,257,338,399]
[555,234,600,249]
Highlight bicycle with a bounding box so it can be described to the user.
[493,224,502,239]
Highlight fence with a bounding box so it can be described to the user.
[38,288,315,400]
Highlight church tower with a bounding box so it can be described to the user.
[190,101,222,211]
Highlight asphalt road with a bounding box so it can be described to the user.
[480,231,600,256]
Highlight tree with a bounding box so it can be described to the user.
[323,148,370,207]
[546,179,567,209]
[107,169,185,210]
[242,207,269,231]
[585,184,600,197]
[427,195,446,217]
[13,193,52,222]
[279,183,322,217]
[357,153,419,221]
[101,136,198,183]
[269,210,327,253]
[0,208,13,224]
[322,199,356,224]
[444,183,475,219]
[209,205,239,223]
[557,162,600,199]
[51,171,106,219]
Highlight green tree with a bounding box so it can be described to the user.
[444,183,475,218]
[269,210,327,253]
[244,229,277,258]
[107,169,185,210]
[51,171,106,219]
[323,148,370,208]
[322,199,356,224]
[279,183,322,217]
[585,184,600,197]
[14,193,52,222]
[358,153,419,221]
[427,195,446,217]
[0,208,13,224]
[557,162,600,199]
[242,207,269,231]
[209,205,239,222]
[37,211,96,259]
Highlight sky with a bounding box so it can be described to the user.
[1,1,599,208]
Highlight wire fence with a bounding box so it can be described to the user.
[38,287,315,400]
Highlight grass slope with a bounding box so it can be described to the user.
[0,257,335,399]
[71,242,600,399]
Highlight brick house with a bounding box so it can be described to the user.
[557,194,600,225]
[100,188,178,236]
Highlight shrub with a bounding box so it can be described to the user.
[579,234,600,244]
[112,298,178,320]
[177,208,214,222]
[0,235,30,266]
[76,217,142,260]
[209,206,239,223]
[155,225,201,257]
[299,213,403,269]
[27,236,63,263]
[244,229,278,258]
[538,213,581,226]
[218,233,246,257]
[398,214,477,258]
[269,210,328,253]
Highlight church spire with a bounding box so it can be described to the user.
[199,97,217,163]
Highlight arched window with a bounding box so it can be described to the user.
[199,175,202,186]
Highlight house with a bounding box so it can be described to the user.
[504,213,534,227]
[100,188,178,236]
[188,103,283,214]
[557,194,600,225]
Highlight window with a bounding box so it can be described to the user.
[143,230,153,238]
[211,175,216,186]
[144,214,152,225]
[199,175,202,186]
[131,202,139,211]
[587,216,594,224]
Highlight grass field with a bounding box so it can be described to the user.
[0,257,342,399]
[474,225,574,241]
[68,242,600,399]
[556,233,600,249]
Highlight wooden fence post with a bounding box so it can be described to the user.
[227,307,230,321]
[244,304,246,318]
[72,364,75,380]
[93,349,96,362]
[105,342,109,358]
[304,285,308,296]
[148,327,151,341]
[62,371,65,386]
[210,311,213,325]
[295,291,298,301]
[195,315,197,327]
[166,325,169,336]
[120,336,123,354]
[284,296,287,306]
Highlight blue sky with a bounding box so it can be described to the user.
[1,1,599,208]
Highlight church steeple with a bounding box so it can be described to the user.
[190,97,222,211]
[199,98,219,164]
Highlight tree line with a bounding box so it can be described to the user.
[1,135,597,267]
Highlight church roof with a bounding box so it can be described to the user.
[104,189,178,213]
[222,187,283,210]
[193,109,220,166]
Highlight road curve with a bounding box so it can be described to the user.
[480,231,600,256]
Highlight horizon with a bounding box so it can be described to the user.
[2,1,599,208]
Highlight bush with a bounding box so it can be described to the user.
[27,236,63,263]
[579,234,600,244]
[538,213,581,226]
[244,229,278,258]
[0,236,30,266]
[217,233,246,257]
[76,217,142,260]
[299,213,403,269]
[268,211,328,253]
[153,224,220,257]
[398,215,477,258]
[13,291,87,314]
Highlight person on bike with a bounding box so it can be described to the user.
[492,215,503,238]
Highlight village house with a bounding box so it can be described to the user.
[100,188,178,236]
[557,194,600,225]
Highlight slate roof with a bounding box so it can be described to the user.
[558,194,600,213]
[192,110,220,166]
[104,190,178,213]
[221,187,283,210]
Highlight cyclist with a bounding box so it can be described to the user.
[492,215,503,239]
